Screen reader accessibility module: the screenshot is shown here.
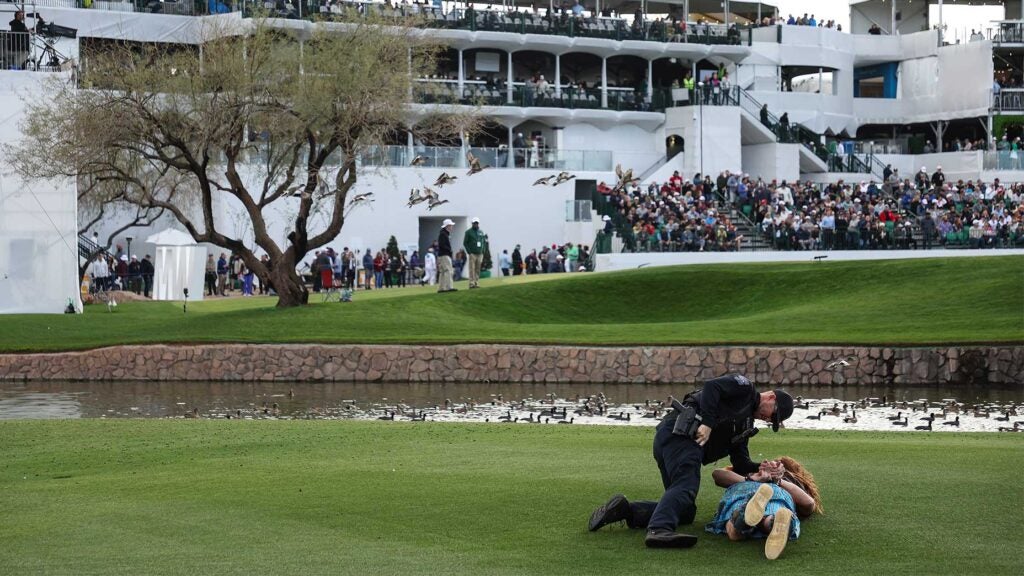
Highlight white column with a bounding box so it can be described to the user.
[647,59,653,101]
[601,57,608,108]
[507,125,514,168]
[507,51,514,104]
[407,130,415,165]
[458,48,465,97]
[555,54,561,97]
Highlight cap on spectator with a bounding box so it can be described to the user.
[442,218,455,227]
[471,217,480,224]
[921,166,927,172]
[602,215,611,221]
[120,255,128,262]
[937,165,942,169]
[131,255,138,260]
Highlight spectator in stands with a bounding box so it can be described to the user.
[931,166,945,189]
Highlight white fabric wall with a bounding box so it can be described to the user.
[153,245,206,302]
[666,106,742,180]
[742,143,800,184]
[0,71,79,314]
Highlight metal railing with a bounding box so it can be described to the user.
[983,151,1024,171]
[19,0,239,16]
[293,3,753,45]
[414,82,674,112]
[356,145,613,172]
[994,89,1024,112]
[991,21,1024,44]
[565,200,592,223]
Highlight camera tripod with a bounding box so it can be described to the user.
[29,35,68,71]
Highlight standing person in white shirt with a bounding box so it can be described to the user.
[498,249,512,277]
[89,255,110,293]
[423,247,437,286]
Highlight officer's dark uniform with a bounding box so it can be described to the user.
[625,374,765,531]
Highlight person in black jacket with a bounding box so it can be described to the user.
[511,245,523,276]
[436,219,456,292]
[588,374,794,548]
[7,11,30,71]
[140,254,155,298]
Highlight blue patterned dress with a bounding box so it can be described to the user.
[704,481,801,540]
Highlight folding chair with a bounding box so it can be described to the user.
[321,269,340,303]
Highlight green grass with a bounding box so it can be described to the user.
[2,256,1022,352]
[0,421,1021,575]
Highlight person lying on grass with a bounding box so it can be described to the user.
[705,457,823,560]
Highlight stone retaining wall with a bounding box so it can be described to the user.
[1,345,1021,386]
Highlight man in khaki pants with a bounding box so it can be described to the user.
[437,219,456,293]
[463,217,485,289]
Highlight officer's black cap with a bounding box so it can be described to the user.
[772,390,794,432]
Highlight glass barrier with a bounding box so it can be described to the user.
[356,145,613,172]
[983,151,1024,171]
[565,200,593,222]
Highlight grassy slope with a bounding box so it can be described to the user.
[1,256,1022,352]
[0,421,1021,575]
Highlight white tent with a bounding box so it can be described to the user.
[0,72,80,315]
[147,229,206,302]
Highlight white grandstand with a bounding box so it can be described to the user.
[0,0,1021,312]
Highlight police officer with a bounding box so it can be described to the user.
[588,374,794,548]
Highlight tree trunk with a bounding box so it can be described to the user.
[271,261,309,308]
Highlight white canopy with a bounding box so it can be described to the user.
[147,230,206,301]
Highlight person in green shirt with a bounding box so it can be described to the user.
[463,217,485,289]
[567,242,580,272]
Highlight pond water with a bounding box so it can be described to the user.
[1,381,1022,433]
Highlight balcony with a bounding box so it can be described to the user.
[994,89,1024,113]
[358,145,614,172]
[414,80,677,113]
[20,0,236,16]
[274,3,751,46]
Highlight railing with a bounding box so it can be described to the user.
[994,89,1024,112]
[738,88,799,143]
[293,3,753,45]
[21,0,238,16]
[415,82,674,112]
[991,21,1024,44]
[565,200,592,223]
[356,145,613,172]
[983,151,1024,171]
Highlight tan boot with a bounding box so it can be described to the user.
[765,507,792,560]
[744,483,774,527]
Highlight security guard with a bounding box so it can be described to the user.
[588,374,794,548]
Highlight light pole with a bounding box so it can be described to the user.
[126,236,133,259]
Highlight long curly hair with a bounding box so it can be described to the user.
[779,456,824,514]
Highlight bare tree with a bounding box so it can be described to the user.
[7,15,473,307]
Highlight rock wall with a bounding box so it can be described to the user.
[0,345,1021,386]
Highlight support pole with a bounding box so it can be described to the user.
[507,51,514,104]
[647,59,653,102]
[601,56,608,109]
[507,125,514,168]
[555,54,561,97]
[458,48,465,97]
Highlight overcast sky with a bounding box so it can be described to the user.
[770,1,1005,42]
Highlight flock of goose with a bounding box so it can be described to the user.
[171,392,1024,433]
